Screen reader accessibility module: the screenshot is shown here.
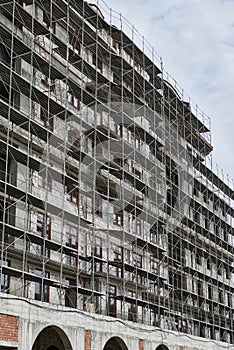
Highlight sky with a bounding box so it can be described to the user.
[104,0,234,184]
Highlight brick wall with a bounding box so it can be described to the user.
[84,330,92,350]
[0,313,18,342]
[139,339,144,350]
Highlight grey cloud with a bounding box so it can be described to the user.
[108,0,234,178]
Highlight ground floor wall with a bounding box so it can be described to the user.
[0,294,233,350]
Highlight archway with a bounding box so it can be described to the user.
[156,345,169,350]
[103,337,128,350]
[32,325,73,350]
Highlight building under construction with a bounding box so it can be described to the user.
[0,1,233,350]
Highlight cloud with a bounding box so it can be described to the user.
[107,0,234,178]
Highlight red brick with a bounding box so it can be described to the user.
[139,339,144,350]
[0,314,18,342]
[84,330,92,350]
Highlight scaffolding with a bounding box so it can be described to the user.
[0,0,233,345]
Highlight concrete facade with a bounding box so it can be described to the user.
[1,294,233,350]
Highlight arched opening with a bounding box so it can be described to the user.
[156,345,169,350]
[103,337,128,350]
[32,325,73,350]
